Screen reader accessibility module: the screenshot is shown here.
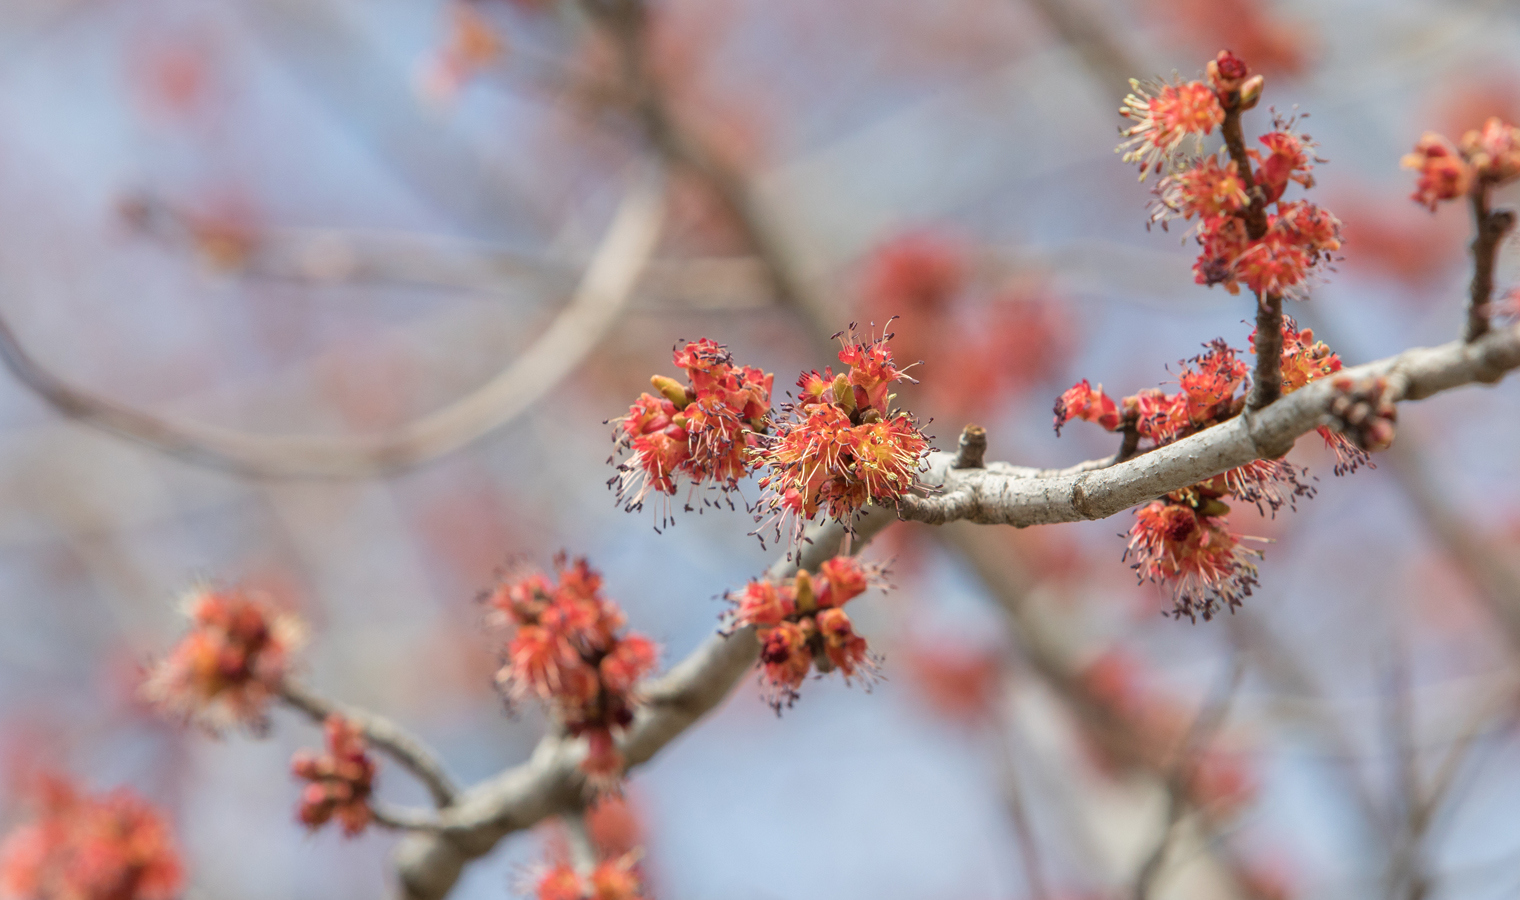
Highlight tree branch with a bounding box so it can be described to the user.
[0,167,665,478]
[898,323,1520,528]
[278,678,461,809]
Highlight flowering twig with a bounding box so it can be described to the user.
[0,167,665,478]
[278,679,460,809]
[899,323,1520,528]
[390,512,896,900]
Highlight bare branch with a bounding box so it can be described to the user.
[0,167,665,478]
[278,678,461,809]
[1132,656,1244,900]
[371,801,446,833]
[898,324,1520,527]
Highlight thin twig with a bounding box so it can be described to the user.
[371,800,447,832]
[1132,655,1244,900]
[279,678,460,809]
[1464,188,1515,344]
[0,167,665,478]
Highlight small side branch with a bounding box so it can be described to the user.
[279,679,460,809]
[372,800,446,832]
[1465,189,1516,344]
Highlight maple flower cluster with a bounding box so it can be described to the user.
[610,338,773,517]
[754,327,931,545]
[533,853,644,900]
[0,776,184,900]
[291,715,377,837]
[1123,51,1342,299]
[1403,117,1520,209]
[487,556,659,786]
[140,586,304,732]
[726,556,883,711]
[1056,317,1363,619]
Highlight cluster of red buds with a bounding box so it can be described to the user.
[487,555,659,786]
[0,775,184,900]
[533,853,644,900]
[139,585,304,733]
[726,556,884,711]
[754,326,931,546]
[1403,117,1520,209]
[1122,51,1341,299]
[610,339,773,520]
[1325,376,1398,455]
[291,715,377,837]
[1056,317,1368,617]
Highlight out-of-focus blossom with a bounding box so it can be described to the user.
[0,775,184,900]
[140,586,304,733]
[416,2,506,106]
[291,715,376,837]
[487,556,659,787]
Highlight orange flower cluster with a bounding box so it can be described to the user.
[1130,52,1341,299]
[726,556,882,712]
[755,327,930,545]
[487,556,659,786]
[0,776,184,900]
[291,715,377,837]
[533,853,644,900]
[140,586,303,733]
[1404,117,1520,209]
[611,338,773,518]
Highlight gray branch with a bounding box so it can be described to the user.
[898,324,1520,528]
[279,679,460,809]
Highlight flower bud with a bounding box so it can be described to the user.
[1237,75,1265,110]
[649,375,691,409]
[831,372,854,415]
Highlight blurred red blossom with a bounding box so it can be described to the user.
[291,715,376,837]
[0,775,184,900]
[487,555,659,787]
[140,586,304,734]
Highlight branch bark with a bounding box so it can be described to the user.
[279,679,461,809]
[898,323,1520,528]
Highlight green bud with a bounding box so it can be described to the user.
[650,375,692,409]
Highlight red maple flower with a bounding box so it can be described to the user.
[291,715,376,837]
[140,586,304,733]
[1403,132,1474,210]
[0,775,184,900]
[727,557,885,711]
[1053,379,1121,434]
[1119,79,1226,178]
[755,327,929,545]
[487,555,659,787]
[1125,495,1264,621]
[610,339,773,517]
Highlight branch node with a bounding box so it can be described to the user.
[952,424,988,469]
